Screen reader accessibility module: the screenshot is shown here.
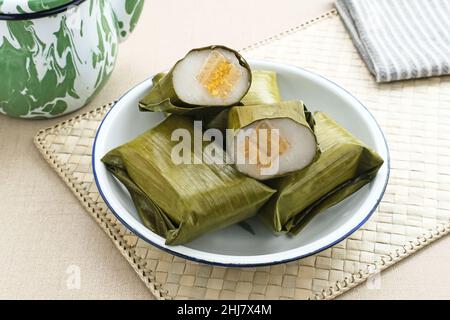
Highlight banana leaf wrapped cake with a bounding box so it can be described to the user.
[139,45,252,116]
[102,115,275,245]
[260,111,384,234]
[227,100,319,180]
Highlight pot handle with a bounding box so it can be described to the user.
[110,0,145,42]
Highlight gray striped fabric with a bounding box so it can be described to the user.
[335,0,450,82]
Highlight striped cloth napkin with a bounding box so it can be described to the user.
[335,0,450,82]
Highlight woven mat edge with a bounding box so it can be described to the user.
[33,9,450,300]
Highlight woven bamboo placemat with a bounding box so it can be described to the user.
[34,10,450,300]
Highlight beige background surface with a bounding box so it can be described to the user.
[0,0,449,299]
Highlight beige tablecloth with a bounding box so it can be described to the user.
[0,0,449,299]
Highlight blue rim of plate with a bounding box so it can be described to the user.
[92,61,391,268]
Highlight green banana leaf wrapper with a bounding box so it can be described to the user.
[205,70,282,130]
[241,70,282,105]
[260,111,384,234]
[139,45,252,117]
[227,100,316,133]
[102,115,275,245]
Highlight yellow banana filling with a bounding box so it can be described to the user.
[244,121,290,169]
[197,50,242,98]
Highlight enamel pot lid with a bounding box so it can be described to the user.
[0,0,86,19]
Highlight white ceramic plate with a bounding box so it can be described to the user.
[93,60,390,267]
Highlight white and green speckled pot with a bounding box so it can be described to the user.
[0,0,144,118]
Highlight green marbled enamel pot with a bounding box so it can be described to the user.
[0,0,144,118]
